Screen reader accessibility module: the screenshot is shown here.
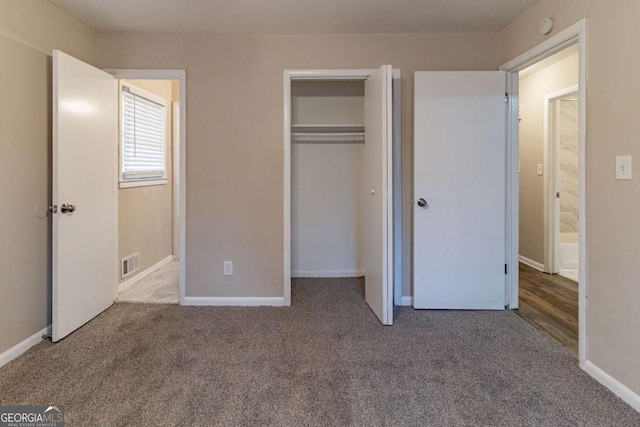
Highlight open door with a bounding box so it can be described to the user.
[52,50,118,341]
[364,65,394,324]
[413,71,506,310]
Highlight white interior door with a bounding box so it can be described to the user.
[52,50,118,341]
[413,71,506,310]
[364,65,394,324]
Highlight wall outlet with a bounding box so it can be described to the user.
[223,261,233,276]
[616,155,632,180]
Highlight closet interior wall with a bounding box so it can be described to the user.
[291,80,366,278]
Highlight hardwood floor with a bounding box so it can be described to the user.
[117,260,179,304]
[516,263,578,357]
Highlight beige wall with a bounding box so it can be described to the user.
[98,32,500,298]
[118,80,174,283]
[3,0,638,407]
[502,0,640,395]
[519,52,578,264]
[0,1,98,355]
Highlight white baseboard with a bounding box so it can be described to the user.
[118,255,174,294]
[519,255,545,272]
[182,297,285,307]
[584,360,640,412]
[400,296,413,306]
[291,270,364,278]
[0,325,50,369]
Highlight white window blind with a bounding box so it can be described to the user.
[120,84,167,181]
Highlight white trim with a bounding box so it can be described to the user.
[383,65,394,324]
[0,326,50,368]
[400,296,413,307]
[518,255,545,272]
[183,297,285,307]
[283,71,292,306]
[500,21,586,72]
[104,69,187,306]
[172,102,180,259]
[285,69,377,80]
[292,270,364,278]
[117,255,173,294]
[504,67,519,309]
[118,178,167,188]
[501,18,588,366]
[584,361,640,413]
[392,69,403,306]
[543,85,579,274]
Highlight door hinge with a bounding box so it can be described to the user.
[505,264,508,274]
[505,93,509,104]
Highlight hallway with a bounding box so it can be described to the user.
[516,263,578,357]
[117,260,179,304]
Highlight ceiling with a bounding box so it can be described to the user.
[47,0,539,34]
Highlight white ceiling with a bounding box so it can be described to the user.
[47,0,539,34]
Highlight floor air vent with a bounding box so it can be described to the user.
[121,252,140,279]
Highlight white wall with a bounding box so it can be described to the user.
[292,144,365,276]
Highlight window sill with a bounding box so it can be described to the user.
[119,178,168,189]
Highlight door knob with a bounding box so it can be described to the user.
[417,198,428,208]
[60,203,76,214]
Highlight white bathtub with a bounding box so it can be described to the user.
[559,232,579,281]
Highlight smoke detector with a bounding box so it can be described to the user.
[540,18,554,35]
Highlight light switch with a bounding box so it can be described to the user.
[616,155,632,180]
[223,261,233,276]
[537,164,543,175]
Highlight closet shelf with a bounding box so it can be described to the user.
[292,124,364,132]
[291,124,365,143]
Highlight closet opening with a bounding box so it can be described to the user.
[291,81,366,278]
[290,80,367,301]
[283,67,399,325]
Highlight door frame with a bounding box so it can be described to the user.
[500,18,587,366]
[543,85,579,274]
[172,101,181,259]
[282,68,400,307]
[104,69,187,305]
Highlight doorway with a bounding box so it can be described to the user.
[515,46,580,356]
[549,88,580,282]
[51,52,187,341]
[283,68,399,325]
[105,69,187,306]
[501,20,587,364]
[114,78,181,304]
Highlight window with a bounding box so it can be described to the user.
[119,81,167,187]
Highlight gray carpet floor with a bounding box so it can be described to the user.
[1,278,639,426]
